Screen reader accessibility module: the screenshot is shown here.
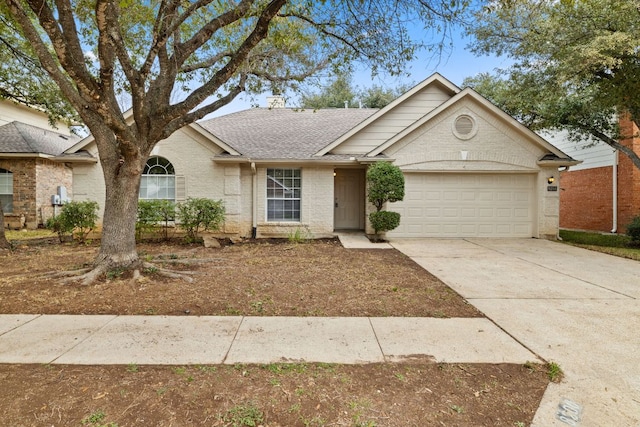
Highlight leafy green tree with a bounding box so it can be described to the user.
[301,72,410,109]
[301,73,358,109]
[465,0,640,170]
[359,84,411,109]
[367,162,404,239]
[1,0,467,283]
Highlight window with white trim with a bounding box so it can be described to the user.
[266,168,301,221]
[139,156,176,201]
[0,168,13,213]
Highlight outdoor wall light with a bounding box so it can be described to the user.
[333,170,337,177]
[547,176,555,184]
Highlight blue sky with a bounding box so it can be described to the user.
[209,25,510,117]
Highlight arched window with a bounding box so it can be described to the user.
[0,168,13,213]
[139,156,175,201]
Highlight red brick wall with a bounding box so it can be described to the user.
[618,118,640,230]
[560,117,640,233]
[0,158,72,229]
[560,166,614,232]
[0,158,36,228]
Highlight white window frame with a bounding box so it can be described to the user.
[0,168,13,213]
[139,156,176,201]
[266,168,301,222]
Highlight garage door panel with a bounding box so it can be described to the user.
[388,173,536,238]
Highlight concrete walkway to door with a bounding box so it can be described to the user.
[390,238,640,427]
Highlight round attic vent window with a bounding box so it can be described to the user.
[453,115,477,140]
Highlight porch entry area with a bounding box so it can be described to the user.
[333,168,365,230]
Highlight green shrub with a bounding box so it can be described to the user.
[369,211,401,236]
[45,214,74,242]
[626,215,640,244]
[46,201,99,243]
[366,161,405,212]
[176,198,225,242]
[137,199,175,241]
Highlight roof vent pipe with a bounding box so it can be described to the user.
[266,96,285,109]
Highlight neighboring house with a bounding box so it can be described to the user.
[0,100,83,229]
[544,118,640,233]
[67,73,578,239]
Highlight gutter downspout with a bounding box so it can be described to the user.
[611,150,618,233]
[251,162,257,239]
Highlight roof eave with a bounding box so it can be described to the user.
[537,159,583,167]
[52,154,99,163]
[0,152,54,159]
[212,156,389,165]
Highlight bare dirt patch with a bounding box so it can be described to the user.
[0,238,550,426]
[0,239,480,317]
[0,362,549,427]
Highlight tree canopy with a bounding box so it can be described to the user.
[299,72,410,109]
[0,0,469,282]
[465,0,640,170]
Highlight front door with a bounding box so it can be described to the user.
[334,169,365,229]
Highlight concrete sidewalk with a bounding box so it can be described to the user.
[0,314,538,365]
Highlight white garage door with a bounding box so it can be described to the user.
[387,173,536,238]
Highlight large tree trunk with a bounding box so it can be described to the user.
[0,203,10,250]
[88,126,148,275]
[95,164,142,269]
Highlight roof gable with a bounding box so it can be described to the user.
[366,87,573,161]
[314,73,460,156]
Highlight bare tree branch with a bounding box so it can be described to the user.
[166,0,286,123]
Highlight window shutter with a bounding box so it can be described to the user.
[175,175,186,202]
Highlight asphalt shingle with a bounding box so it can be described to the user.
[0,121,79,156]
[200,108,377,159]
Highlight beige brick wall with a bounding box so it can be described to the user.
[385,100,562,239]
[255,165,334,238]
[72,127,253,236]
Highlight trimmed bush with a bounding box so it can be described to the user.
[137,199,176,241]
[176,198,225,242]
[366,162,405,238]
[369,211,401,235]
[366,161,405,212]
[46,200,99,243]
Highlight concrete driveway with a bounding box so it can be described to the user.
[390,238,640,427]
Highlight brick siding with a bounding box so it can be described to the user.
[1,158,72,229]
[617,118,640,230]
[560,118,640,232]
[560,167,614,232]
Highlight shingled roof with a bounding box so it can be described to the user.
[199,108,377,159]
[0,121,79,156]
